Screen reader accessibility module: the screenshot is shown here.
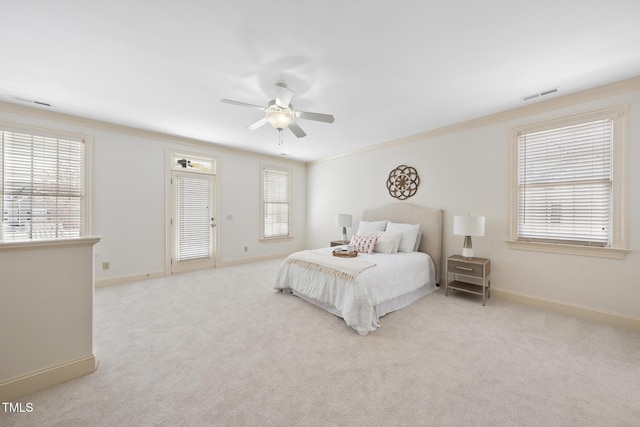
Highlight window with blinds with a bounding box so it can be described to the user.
[1,127,86,241]
[516,115,614,247]
[262,166,290,239]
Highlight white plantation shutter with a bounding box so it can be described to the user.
[176,174,212,261]
[1,129,85,241]
[262,167,290,238]
[517,117,613,246]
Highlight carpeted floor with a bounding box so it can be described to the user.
[2,258,639,426]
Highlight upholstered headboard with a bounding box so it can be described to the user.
[362,203,443,284]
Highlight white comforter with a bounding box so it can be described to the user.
[274,247,436,335]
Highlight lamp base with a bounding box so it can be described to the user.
[462,236,474,259]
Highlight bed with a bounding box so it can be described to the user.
[273,203,443,335]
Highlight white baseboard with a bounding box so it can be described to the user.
[95,270,165,288]
[0,354,97,402]
[95,253,289,288]
[219,252,289,267]
[492,289,640,331]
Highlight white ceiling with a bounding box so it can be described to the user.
[2,1,640,162]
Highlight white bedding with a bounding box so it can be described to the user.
[274,247,437,335]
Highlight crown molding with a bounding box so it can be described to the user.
[310,74,640,165]
[3,74,639,168]
[0,101,306,167]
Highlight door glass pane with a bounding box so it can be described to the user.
[177,174,211,262]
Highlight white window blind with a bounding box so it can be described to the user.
[262,167,290,238]
[517,118,613,246]
[176,174,212,261]
[1,128,85,241]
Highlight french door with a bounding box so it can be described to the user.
[170,171,216,273]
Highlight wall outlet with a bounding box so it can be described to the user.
[243,246,248,253]
[102,261,110,270]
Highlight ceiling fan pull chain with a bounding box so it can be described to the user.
[278,129,284,145]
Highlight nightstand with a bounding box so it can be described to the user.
[330,240,349,247]
[445,255,491,306]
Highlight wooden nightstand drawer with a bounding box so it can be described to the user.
[447,259,484,278]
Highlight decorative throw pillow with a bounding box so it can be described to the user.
[350,234,379,254]
[385,222,420,253]
[373,231,402,254]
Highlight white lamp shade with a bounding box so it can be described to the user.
[335,214,353,228]
[453,215,485,237]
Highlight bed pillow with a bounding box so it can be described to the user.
[385,222,420,253]
[413,231,423,252]
[374,231,402,254]
[350,234,379,254]
[355,220,387,234]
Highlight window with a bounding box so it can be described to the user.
[1,125,89,241]
[261,166,290,239]
[509,107,628,259]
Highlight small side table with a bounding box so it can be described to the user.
[445,255,491,306]
[330,240,349,247]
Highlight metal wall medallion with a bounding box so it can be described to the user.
[386,165,420,200]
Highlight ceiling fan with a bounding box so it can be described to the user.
[221,83,334,142]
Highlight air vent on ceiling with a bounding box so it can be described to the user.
[13,96,53,107]
[522,87,558,101]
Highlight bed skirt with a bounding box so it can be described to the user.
[285,281,438,334]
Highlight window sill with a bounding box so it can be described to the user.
[260,236,293,243]
[507,240,630,259]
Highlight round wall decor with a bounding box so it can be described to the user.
[386,165,420,200]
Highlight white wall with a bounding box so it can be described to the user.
[307,81,640,321]
[0,105,307,283]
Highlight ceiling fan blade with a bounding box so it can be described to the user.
[247,117,269,130]
[296,110,335,123]
[275,83,293,108]
[288,122,307,138]
[221,99,265,110]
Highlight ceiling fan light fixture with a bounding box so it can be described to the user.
[221,83,334,141]
[265,104,295,129]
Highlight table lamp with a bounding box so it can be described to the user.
[453,215,485,259]
[335,214,353,243]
